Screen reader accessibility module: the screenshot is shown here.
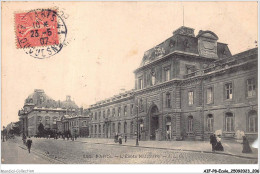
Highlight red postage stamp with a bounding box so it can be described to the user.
[15,9,59,49]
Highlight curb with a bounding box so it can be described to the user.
[73,139,258,160]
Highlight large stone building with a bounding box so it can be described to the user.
[18,89,89,137]
[88,26,258,141]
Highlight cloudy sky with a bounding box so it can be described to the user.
[2,1,258,126]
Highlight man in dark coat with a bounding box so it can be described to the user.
[210,134,217,152]
[27,137,32,153]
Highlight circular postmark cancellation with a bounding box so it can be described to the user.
[15,9,67,59]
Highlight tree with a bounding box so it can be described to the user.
[38,123,45,137]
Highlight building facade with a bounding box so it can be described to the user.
[18,89,89,137]
[88,26,258,141]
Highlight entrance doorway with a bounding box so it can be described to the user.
[150,105,159,140]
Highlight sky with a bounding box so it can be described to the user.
[1,1,258,127]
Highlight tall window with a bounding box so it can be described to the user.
[118,107,121,117]
[102,124,105,134]
[187,116,193,132]
[118,122,121,133]
[247,79,256,97]
[130,122,134,134]
[138,77,143,89]
[130,104,134,115]
[95,125,97,134]
[151,71,156,85]
[225,112,234,132]
[139,98,144,112]
[225,83,233,100]
[206,114,213,132]
[124,122,127,133]
[95,112,97,120]
[45,116,50,125]
[112,108,115,117]
[188,91,194,105]
[207,87,213,104]
[38,116,42,124]
[107,109,110,117]
[98,124,101,134]
[112,123,115,133]
[99,111,101,120]
[53,117,57,124]
[124,106,127,116]
[166,93,171,108]
[248,110,258,132]
[103,111,105,118]
[165,68,170,81]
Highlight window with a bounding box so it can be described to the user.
[206,114,213,132]
[112,108,115,117]
[107,109,110,117]
[247,79,256,97]
[45,116,50,125]
[53,117,57,124]
[225,112,234,132]
[103,124,105,134]
[118,122,121,133]
[187,116,193,132]
[248,110,258,132]
[124,106,127,116]
[112,123,115,133]
[99,125,101,134]
[188,91,194,105]
[130,122,134,134]
[166,93,171,108]
[139,98,144,112]
[103,111,105,118]
[124,122,127,133]
[95,125,97,134]
[151,71,156,85]
[165,68,170,81]
[138,77,143,89]
[225,83,233,100]
[38,116,42,124]
[118,107,121,117]
[207,87,213,104]
[95,112,97,120]
[130,104,134,115]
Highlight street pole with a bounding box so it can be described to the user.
[136,104,139,146]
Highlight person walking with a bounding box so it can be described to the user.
[118,134,122,145]
[26,137,32,153]
[242,136,252,153]
[210,134,217,152]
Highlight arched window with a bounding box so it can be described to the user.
[124,106,127,116]
[187,116,193,132]
[206,114,213,132]
[225,112,234,132]
[118,122,121,133]
[166,92,171,108]
[248,110,258,132]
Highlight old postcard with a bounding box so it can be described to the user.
[1,1,259,173]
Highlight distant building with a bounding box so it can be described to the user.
[18,89,89,137]
[88,26,258,141]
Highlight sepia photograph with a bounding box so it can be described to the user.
[1,1,259,173]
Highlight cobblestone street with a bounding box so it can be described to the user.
[2,137,257,164]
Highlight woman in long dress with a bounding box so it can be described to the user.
[215,135,224,151]
[242,136,252,153]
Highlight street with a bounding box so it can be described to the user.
[1,137,258,164]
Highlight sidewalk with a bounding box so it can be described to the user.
[1,140,51,164]
[74,137,258,159]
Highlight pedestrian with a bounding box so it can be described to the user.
[26,136,32,153]
[210,134,217,152]
[242,136,252,153]
[166,130,170,141]
[215,134,224,151]
[118,135,122,145]
[125,135,127,143]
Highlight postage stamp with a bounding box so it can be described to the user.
[15,9,67,59]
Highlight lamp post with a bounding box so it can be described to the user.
[136,104,139,146]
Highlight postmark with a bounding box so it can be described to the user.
[15,9,67,59]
